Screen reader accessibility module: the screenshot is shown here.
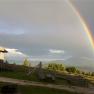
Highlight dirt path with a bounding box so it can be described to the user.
[0,77,94,94]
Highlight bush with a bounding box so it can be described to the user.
[66,67,77,73]
[47,63,65,71]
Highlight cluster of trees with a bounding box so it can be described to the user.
[46,63,94,76]
[66,66,79,73]
[47,63,65,71]
[81,71,94,76]
[47,63,78,73]
[22,59,94,76]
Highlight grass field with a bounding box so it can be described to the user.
[20,85,79,94]
[0,70,93,87]
[0,71,38,81]
[0,82,80,94]
[0,71,70,85]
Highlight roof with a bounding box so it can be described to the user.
[0,47,8,53]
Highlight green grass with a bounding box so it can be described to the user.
[0,71,69,85]
[0,66,93,87]
[0,71,38,81]
[0,82,80,94]
[0,71,72,87]
[0,71,91,87]
[20,85,79,94]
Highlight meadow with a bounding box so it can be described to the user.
[0,82,79,94]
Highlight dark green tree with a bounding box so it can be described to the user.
[47,63,65,71]
[91,72,94,76]
[66,67,77,73]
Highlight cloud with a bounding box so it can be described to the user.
[6,48,27,56]
[29,55,72,62]
[49,49,65,54]
[29,57,65,62]
[5,48,29,61]
[81,57,94,61]
[0,27,25,35]
[0,46,28,61]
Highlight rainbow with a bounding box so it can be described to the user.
[66,0,94,49]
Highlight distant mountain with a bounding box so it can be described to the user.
[65,57,94,72]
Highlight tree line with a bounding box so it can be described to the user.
[46,63,94,76]
[22,59,94,76]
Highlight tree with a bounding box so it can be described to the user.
[23,59,30,67]
[66,67,77,73]
[91,72,94,76]
[85,72,91,76]
[5,60,9,64]
[76,70,81,74]
[82,71,85,75]
[13,62,16,65]
[47,63,65,71]
[38,61,42,69]
[29,63,31,67]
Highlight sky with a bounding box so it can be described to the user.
[0,0,94,63]
[72,0,94,36]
